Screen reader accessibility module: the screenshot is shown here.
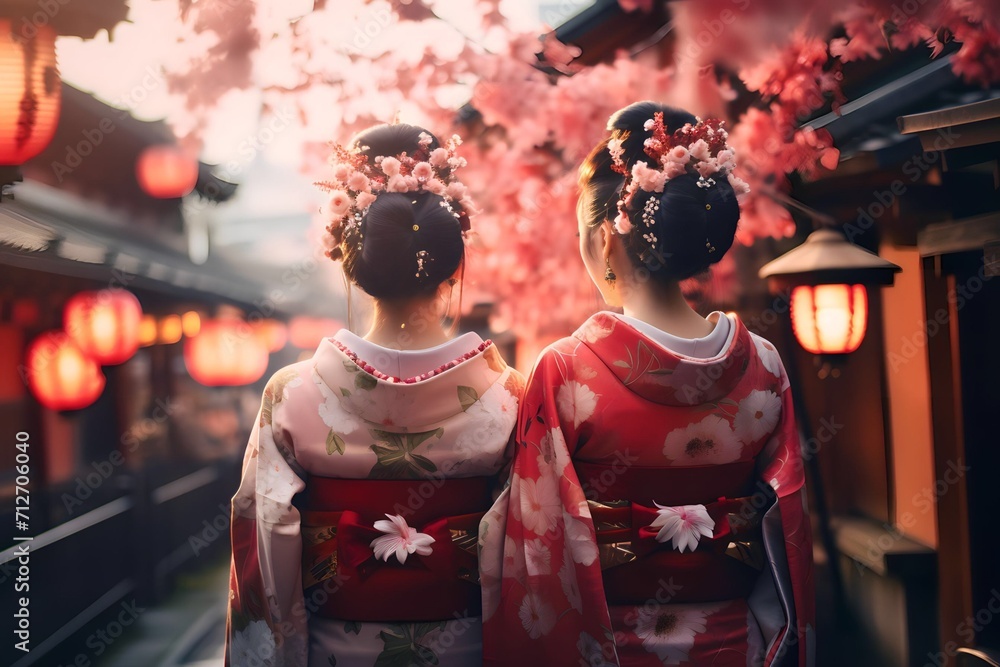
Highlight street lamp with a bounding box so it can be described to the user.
[759,227,901,357]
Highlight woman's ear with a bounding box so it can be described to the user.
[601,220,616,262]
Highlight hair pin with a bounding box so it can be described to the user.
[415,249,433,278]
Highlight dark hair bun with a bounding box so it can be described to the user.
[580,100,741,282]
[336,123,465,300]
[348,190,465,299]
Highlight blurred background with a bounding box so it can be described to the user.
[0,0,998,665]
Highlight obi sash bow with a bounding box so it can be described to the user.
[576,459,768,605]
[297,475,490,621]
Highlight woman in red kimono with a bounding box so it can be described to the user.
[226,123,524,666]
[481,102,814,666]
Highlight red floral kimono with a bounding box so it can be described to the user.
[481,312,814,666]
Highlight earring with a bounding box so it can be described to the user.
[604,258,616,285]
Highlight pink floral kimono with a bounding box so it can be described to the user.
[481,312,815,666]
[226,331,524,667]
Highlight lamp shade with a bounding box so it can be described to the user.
[136,145,198,198]
[26,331,106,410]
[760,228,900,356]
[184,319,269,386]
[64,289,143,365]
[0,19,60,166]
[791,284,868,354]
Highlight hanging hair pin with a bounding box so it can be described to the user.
[415,250,433,278]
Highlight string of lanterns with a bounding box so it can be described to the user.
[20,289,336,410]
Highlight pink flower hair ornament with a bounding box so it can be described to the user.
[316,132,475,261]
[608,113,751,239]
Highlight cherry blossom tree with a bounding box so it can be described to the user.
[157,0,999,338]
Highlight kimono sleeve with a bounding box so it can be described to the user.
[481,347,615,667]
[755,354,816,667]
[226,372,308,667]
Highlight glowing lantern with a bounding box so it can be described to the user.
[136,145,198,198]
[289,316,342,350]
[759,228,900,356]
[158,315,183,344]
[26,331,106,410]
[254,319,288,352]
[0,19,60,165]
[64,289,142,365]
[181,311,201,337]
[790,284,868,355]
[184,319,269,386]
[138,315,157,347]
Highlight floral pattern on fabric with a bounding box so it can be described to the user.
[227,335,524,667]
[481,312,814,667]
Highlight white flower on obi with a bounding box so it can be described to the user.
[650,503,715,553]
[518,591,557,639]
[230,619,277,667]
[752,334,782,378]
[634,606,709,665]
[734,389,782,445]
[370,514,435,564]
[557,380,598,428]
[662,415,742,464]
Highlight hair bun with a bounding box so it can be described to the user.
[625,171,739,280]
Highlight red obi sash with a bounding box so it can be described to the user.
[575,459,767,605]
[297,475,491,622]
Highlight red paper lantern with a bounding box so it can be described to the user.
[26,331,106,410]
[0,19,60,166]
[136,145,198,198]
[64,289,143,365]
[790,284,868,355]
[289,316,342,350]
[254,319,288,352]
[184,319,269,386]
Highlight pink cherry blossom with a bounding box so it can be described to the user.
[694,159,719,178]
[428,148,450,167]
[664,161,687,180]
[446,181,468,201]
[689,139,711,161]
[631,161,667,193]
[370,514,435,565]
[412,161,433,182]
[728,173,751,197]
[325,190,352,218]
[665,145,690,165]
[386,174,409,192]
[380,156,401,176]
[424,178,446,195]
[332,163,351,182]
[649,503,715,553]
[715,149,736,172]
[614,210,633,235]
[355,191,377,211]
[347,171,370,192]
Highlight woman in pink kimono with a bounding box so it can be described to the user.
[226,123,524,667]
[481,102,814,666]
